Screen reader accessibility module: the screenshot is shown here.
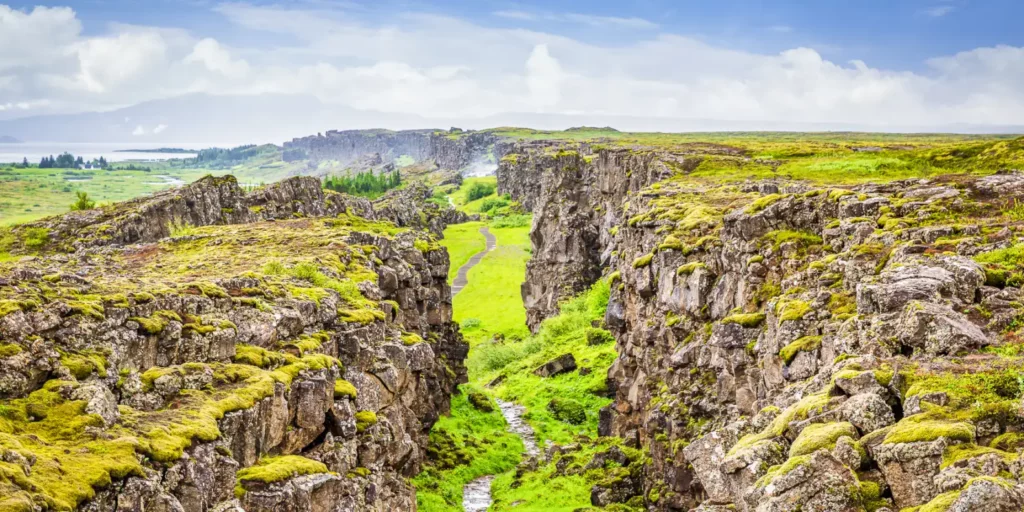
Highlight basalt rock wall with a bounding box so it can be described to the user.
[0,176,468,511]
[501,139,1024,511]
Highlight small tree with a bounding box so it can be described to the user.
[70,191,96,211]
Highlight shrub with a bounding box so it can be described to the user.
[585,327,615,346]
[468,391,494,412]
[479,197,509,213]
[491,214,530,228]
[70,191,95,211]
[22,227,49,249]
[461,317,482,330]
[547,398,586,424]
[465,182,496,201]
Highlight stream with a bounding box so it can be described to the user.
[455,225,539,511]
[461,400,540,512]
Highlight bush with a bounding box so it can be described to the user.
[547,398,586,424]
[461,317,482,330]
[490,215,530,228]
[479,197,509,213]
[585,327,615,346]
[70,191,95,211]
[468,391,495,412]
[466,182,496,201]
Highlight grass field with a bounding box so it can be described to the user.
[438,221,487,283]
[0,166,219,225]
[451,223,531,347]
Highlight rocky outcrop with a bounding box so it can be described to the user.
[284,129,435,165]
[282,128,499,172]
[501,132,1024,511]
[0,175,468,511]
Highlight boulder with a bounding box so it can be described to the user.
[534,353,577,377]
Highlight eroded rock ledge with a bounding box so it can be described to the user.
[0,175,467,511]
[500,140,1024,511]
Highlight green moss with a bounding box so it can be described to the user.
[729,392,830,457]
[748,255,765,264]
[0,343,23,358]
[607,271,621,283]
[338,308,385,325]
[776,298,812,322]
[941,443,1017,469]
[468,391,494,412]
[547,398,586,425]
[60,350,108,380]
[789,422,858,457]
[756,454,812,488]
[746,193,785,214]
[333,379,358,399]
[676,262,706,276]
[883,414,975,445]
[779,335,822,364]
[632,253,654,269]
[763,229,823,250]
[990,432,1024,451]
[234,455,332,497]
[721,312,766,328]
[401,332,424,346]
[233,344,288,368]
[355,410,378,432]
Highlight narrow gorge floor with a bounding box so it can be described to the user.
[452,226,496,296]
[461,399,541,511]
[450,225,533,511]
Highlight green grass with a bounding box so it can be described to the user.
[452,223,532,347]
[472,280,614,445]
[412,387,524,511]
[439,221,487,283]
[449,177,500,214]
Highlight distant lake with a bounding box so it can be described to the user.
[0,142,204,163]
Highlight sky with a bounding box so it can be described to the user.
[2,0,1024,130]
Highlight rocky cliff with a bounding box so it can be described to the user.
[500,141,1024,511]
[0,176,468,511]
[283,129,498,172]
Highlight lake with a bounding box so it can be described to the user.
[0,142,204,163]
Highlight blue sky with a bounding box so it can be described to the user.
[2,0,1024,129]
[6,0,1019,71]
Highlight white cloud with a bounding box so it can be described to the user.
[185,38,250,78]
[132,125,145,135]
[153,123,168,134]
[2,2,1024,128]
[493,9,658,29]
[922,5,955,17]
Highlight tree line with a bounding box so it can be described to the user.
[35,152,109,169]
[323,170,402,199]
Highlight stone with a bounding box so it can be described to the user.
[534,353,577,377]
[840,393,896,434]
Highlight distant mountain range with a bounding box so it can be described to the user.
[0,135,21,143]
[0,93,1021,146]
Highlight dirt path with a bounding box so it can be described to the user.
[451,226,496,296]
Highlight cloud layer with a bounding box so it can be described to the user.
[2,2,1024,128]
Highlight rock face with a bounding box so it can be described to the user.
[500,135,1024,512]
[0,175,468,511]
[283,128,498,172]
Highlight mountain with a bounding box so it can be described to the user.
[0,135,20,143]
[1,93,1022,146]
[0,94,434,145]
